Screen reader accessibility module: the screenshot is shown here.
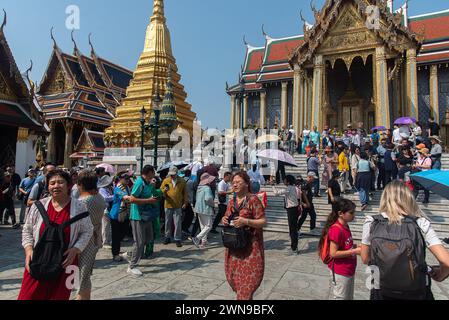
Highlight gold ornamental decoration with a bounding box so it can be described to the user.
[104,0,196,148]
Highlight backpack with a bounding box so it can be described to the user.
[369,215,428,300]
[29,201,89,281]
[319,223,344,265]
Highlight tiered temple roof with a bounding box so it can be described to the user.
[0,11,47,133]
[37,32,133,128]
[228,4,449,94]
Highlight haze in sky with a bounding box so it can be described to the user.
[3,0,449,129]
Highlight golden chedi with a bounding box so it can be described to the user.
[104,0,196,147]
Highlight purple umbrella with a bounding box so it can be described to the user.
[257,149,298,167]
[394,117,417,125]
[372,126,386,132]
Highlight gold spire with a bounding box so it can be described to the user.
[151,0,165,23]
[104,0,196,148]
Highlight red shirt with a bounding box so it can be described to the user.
[327,221,356,277]
[39,201,71,245]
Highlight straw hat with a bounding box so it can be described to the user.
[429,135,442,143]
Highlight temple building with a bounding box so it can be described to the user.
[104,0,196,148]
[37,31,133,168]
[227,0,449,143]
[0,11,48,175]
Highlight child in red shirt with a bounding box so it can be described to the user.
[319,198,361,300]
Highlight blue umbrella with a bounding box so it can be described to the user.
[410,170,449,200]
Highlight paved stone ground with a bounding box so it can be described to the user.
[1,205,449,300]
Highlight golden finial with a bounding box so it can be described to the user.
[151,0,165,22]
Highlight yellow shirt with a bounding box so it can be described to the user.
[338,152,349,171]
[161,177,188,209]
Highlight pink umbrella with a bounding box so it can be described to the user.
[96,163,115,174]
[257,149,298,167]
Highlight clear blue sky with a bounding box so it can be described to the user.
[3,0,449,129]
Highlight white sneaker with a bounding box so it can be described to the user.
[103,244,112,249]
[127,267,143,276]
[120,252,130,261]
[192,237,200,248]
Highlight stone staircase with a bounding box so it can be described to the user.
[263,153,449,241]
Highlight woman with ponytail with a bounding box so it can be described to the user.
[318,198,361,300]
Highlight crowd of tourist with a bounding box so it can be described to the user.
[1,115,449,301]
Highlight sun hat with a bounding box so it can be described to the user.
[97,175,114,188]
[199,173,216,186]
[429,135,442,143]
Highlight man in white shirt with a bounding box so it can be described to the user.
[210,172,233,234]
[247,164,266,193]
[392,125,402,145]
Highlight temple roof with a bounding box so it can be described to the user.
[228,3,449,94]
[70,128,105,159]
[409,9,449,64]
[0,11,47,133]
[37,34,133,127]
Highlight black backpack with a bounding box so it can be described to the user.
[369,215,428,300]
[29,201,89,281]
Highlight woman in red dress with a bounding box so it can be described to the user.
[18,170,93,300]
[222,171,267,300]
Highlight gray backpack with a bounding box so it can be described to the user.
[369,215,428,300]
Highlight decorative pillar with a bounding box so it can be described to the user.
[293,66,304,135]
[406,48,419,120]
[303,76,310,127]
[243,95,248,129]
[375,47,391,127]
[311,55,324,130]
[281,81,288,128]
[63,120,74,168]
[230,94,236,129]
[235,97,241,129]
[260,91,267,129]
[46,121,56,163]
[430,65,439,122]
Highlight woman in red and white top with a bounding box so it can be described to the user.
[19,170,93,300]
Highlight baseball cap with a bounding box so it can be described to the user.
[307,172,318,179]
[168,166,178,176]
[416,143,426,150]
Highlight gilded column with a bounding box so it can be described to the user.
[311,55,324,130]
[63,121,74,168]
[293,66,304,135]
[430,65,439,121]
[46,121,56,163]
[375,47,391,127]
[260,91,267,129]
[235,97,241,129]
[230,94,236,129]
[406,48,419,119]
[281,82,288,128]
[243,95,248,129]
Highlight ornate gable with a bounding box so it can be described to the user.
[290,0,419,68]
[0,71,17,101]
[319,2,381,55]
[44,63,71,95]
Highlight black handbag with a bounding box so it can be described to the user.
[221,194,251,250]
